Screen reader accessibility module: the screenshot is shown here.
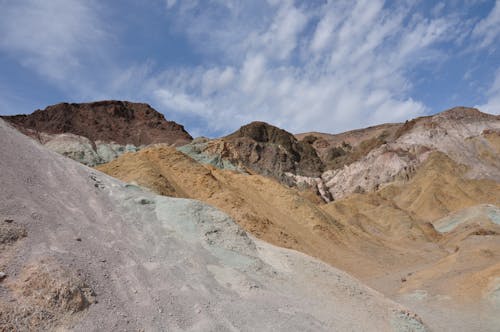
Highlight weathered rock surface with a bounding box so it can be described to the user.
[298,107,500,201]
[1,100,192,166]
[180,121,324,184]
[296,123,403,169]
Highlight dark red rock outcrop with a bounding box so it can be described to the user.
[1,100,192,146]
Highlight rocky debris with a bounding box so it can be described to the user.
[0,260,96,331]
[1,100,193,166]
[391,309,428,332]
[0,219,27,245]
[13,261,96,313]
[0,271,6,280]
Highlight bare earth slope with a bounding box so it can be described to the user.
[96,146,372,272]
[0,119,427,331]
[98,145,500,331]
[1,100,192,166]
[322,152,500,331]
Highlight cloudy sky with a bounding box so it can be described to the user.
[0,0,499,136]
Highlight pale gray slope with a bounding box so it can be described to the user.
[0,119,427,331]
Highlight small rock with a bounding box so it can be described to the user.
[4,219,13,223]
[401,277,407,283]
[0,271,6,280]
[76,237,82,242]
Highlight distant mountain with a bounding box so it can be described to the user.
[294,107,500,201]
[1,100,192,166]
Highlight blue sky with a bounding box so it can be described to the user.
[0,0,499,137]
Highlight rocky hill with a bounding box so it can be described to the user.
[179,121,325,199]
[97,145,500,331]
[2,102,499,331]
[295,123,403,169]
[0,118,430,331]
[292,107,500,201]
[1,101,192,166]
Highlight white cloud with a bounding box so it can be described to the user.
[477,69,500,114]
[155,89,210,115]
[147,0,462,135]
[1,0,495,136]
[0,0,108,89]
[472,0,500,48]
[166,0,177,9]
[201,67,235,96]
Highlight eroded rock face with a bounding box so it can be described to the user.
[298,107,500,201]
[180,121,324,186]
[1,100,192,166]
[226,122,324,177]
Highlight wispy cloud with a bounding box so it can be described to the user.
[0,0,498,135]
[472,0,500,48]
[0,0,109,92]
[477,68,500,114]
[148,0,462,135]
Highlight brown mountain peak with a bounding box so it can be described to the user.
[435,106,492,120]
[1,100,192,146]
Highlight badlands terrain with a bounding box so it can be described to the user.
[1,101,499,331]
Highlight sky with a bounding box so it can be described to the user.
[0,0,499,137]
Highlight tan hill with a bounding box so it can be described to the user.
[321,152,500,329]
[97,146,435,279]
[96,146,365,268]
[1,100,192,166]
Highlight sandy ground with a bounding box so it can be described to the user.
[0,119,430,331]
